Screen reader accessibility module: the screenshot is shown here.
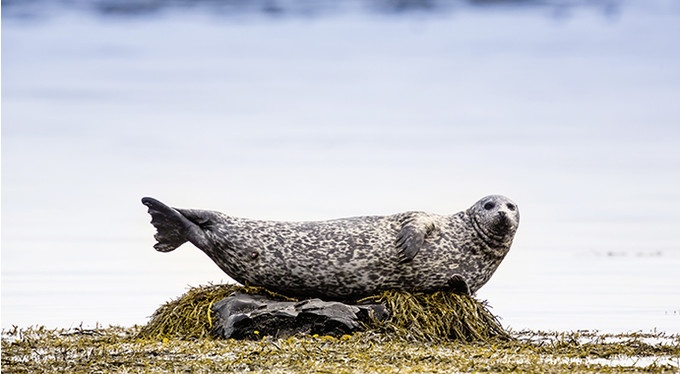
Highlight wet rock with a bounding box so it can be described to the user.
[211,293,388,339]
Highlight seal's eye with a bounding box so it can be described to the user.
[506,203,516,211]
[483,202,495,210]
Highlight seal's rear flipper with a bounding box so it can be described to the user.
[142,197,193,252]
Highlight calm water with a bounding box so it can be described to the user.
[3,1,680,333]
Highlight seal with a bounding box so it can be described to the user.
[142,195,519,300]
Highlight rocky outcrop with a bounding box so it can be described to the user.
[212,293,388,339]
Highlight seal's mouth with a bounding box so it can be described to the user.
[471,212,515,250]
[488,212,513,235]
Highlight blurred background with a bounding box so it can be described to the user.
[2,0,679,333]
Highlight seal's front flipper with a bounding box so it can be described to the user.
[395,214,436,263]
[447,275,471,295]
[395,225,425,263]
[142,197,211,252]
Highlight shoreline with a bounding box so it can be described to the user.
[3,325,678,373]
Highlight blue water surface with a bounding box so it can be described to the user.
[2,1,679,332]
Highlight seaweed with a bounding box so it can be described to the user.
[360,290,511,342]
[137,283,509,343]
[3,283,658,373]
[3,325,678,373]
[137,284,294,340]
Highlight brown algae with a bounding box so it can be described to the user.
[2,326,678,373]
[137,284,509,342]
[359,289,510,342]
[137,284,294,340]
[3,284,679,372]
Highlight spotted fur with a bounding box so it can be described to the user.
[142,195,519,300]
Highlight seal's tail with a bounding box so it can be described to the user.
[142,197,192,252]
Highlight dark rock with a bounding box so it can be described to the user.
[211,292,388,339]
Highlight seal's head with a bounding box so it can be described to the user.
[467,195,520,249]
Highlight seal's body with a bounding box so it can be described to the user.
[142,195,519,300]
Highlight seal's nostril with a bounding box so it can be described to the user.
[498,211,507,217]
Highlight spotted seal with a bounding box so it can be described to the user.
[141,195,519,300]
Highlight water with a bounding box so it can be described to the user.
[3,1,680,333]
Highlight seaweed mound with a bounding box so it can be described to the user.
[137,284,510,342]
